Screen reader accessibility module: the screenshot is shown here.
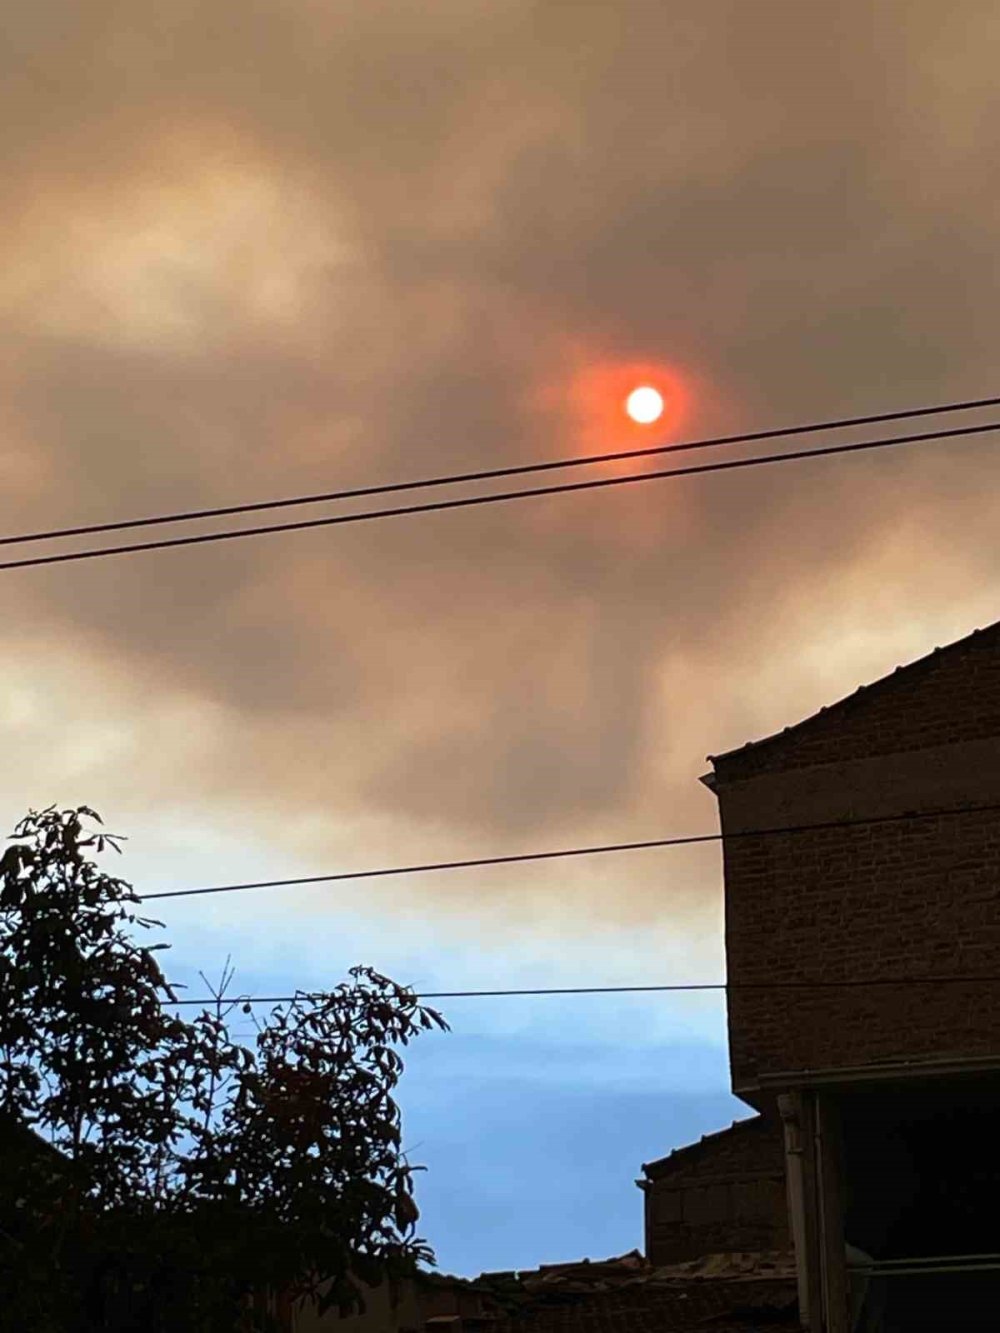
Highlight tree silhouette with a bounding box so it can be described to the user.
[0,806,448,1331]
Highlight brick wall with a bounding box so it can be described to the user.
[643,1117,789,1264]
[710,624,1000,1089]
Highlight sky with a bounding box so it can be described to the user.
[3,0,1000,1277]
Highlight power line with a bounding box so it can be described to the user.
[3,417,999,574]
[163,975,1000,1007]
[140,799,1000,901]
[4,391,998,550]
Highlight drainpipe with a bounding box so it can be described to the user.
[813,1096,849,1333]
[779,1093,812,1328]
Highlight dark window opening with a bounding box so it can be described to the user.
[838,1077,1000,1332]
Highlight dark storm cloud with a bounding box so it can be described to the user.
[2,0,1000,880]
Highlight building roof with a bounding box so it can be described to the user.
[706,619,1000,781]
[439,1252,800,1333]
[640,1116,766,1181]
[0,1113,64,1159]
[487,1281,800,1333]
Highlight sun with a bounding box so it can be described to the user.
[625,385,664,425]
[555,359,691,455]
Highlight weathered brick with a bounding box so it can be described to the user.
[707,622,1000,1089]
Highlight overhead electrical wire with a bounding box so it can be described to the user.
[4,391,999,551]
[16,395,996,1009]
[139,798,1000,901]
[145,802,1000,1004]
[164,975,1000,1008]
[3,418,999,573]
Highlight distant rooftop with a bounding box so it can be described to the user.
[640,1115,764,1179]
[431,1249,800,1333]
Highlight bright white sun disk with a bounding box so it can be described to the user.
[625,385,664,424]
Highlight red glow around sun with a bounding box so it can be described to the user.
[521,353,705,549]
[565,360,692,458]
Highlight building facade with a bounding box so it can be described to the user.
[705,621,1000,1331]
[639,1114,789,1265]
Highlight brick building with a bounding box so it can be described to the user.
[639,1115,788,1265]
[704,621,1000,1331]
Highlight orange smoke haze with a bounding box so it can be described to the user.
[0,0,999,936]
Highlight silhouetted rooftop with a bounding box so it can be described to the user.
[640,1115,764,1179]
[705,619,1000,776]
[428,1251,801,1333]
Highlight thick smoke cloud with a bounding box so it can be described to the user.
[2,1,999,917]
